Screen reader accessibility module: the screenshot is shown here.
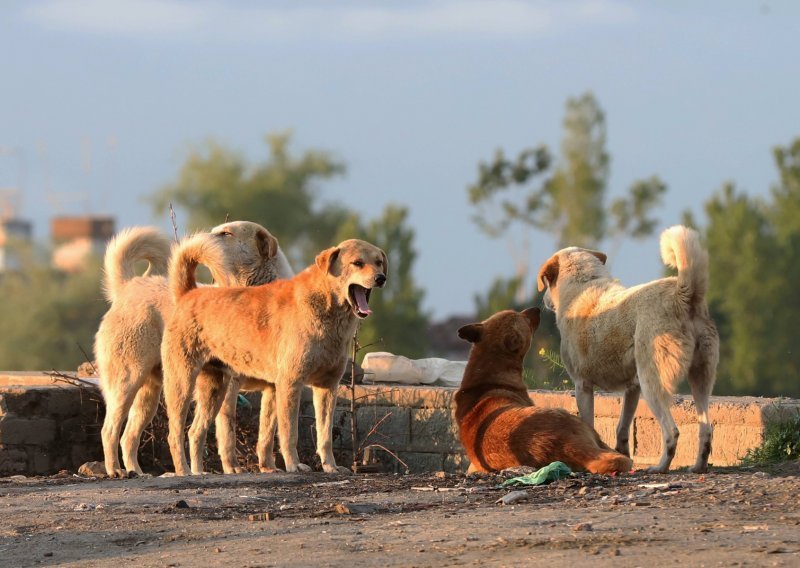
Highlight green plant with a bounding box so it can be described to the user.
[740,411,800,465]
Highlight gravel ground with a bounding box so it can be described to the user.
[1,461,799,567]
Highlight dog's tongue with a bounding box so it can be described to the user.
[353,286,372,316]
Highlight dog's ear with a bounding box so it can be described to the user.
[503,330,524,352]
[256,229,278,259]
[457,323,483,344]
[589,250,607,265]
[315,246,341,275]
[380,249,389,277]
[537,256,559,292]
[522,307,541,330]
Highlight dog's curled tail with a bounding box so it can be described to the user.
[102,227,172,303]
[169,232,230,300]
[660,225,709,308]
[585,452,634,475]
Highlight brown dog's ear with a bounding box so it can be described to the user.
[457,323,483,344]
[503,331,524,352]
[589,250,607,265]
[380,249,389,278]
[537,256,559,292]
[256,229,278,259]
[522,307,541,330]
[315,246,341,274]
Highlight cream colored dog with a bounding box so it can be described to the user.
[161,239,387,476]
[95,221,293,478]
[537,225,719,473]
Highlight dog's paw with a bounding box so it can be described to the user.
[323,464,353,475]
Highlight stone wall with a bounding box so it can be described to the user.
[1,372,799,476]
[0,375,104,475]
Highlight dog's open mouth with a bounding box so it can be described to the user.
[349,284,373,319]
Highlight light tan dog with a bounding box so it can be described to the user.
[536,225,719,473]
[95,221,293,478]
[161,238,388,476]
[455,308,633,475]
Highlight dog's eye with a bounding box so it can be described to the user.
[352,260,365,268]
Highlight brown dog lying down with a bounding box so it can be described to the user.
[161,238,388,476]
[95,222,292,478]
[454,308,633,475]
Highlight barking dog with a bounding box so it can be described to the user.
[455,308,633,474]
[95,221,292,478]
[537,225,719,473]
[161,239,388,476]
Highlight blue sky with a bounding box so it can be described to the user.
[1,0,798,319]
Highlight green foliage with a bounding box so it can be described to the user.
[149,132,348,264]
[0,241,106,370]
[740,411,800,465]
[467,92,666,249]
[697,137,800,397]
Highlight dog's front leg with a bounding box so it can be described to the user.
[615,384,641,457]
[275,381,311,473]
[574,377,596,428]
[312,385,350,474]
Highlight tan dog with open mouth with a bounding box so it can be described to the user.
[537,225,719,473]
[95,221,292,478]
[161,238,388,476]
[455,307,633,474]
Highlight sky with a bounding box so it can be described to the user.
[1,0,798,320]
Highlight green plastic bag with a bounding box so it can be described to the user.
[500,461,572,487]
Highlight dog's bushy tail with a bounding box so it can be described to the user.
[102,227,171,303]
[660,225,709,309]
[585,451,634,475]
[169,232,230,300]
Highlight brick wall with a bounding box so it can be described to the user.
[1,373,798,476]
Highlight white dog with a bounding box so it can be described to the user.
[537,226,719,473]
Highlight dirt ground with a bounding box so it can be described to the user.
[1,462,799,568]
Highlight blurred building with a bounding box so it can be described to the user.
[51,215,115,272]
[0,218,33,272]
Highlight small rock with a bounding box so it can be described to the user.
[496,490,529,505]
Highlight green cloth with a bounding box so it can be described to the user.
[499,461,572,487]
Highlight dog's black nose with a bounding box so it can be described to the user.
[375,273,387,287]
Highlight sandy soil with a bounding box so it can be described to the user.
[1,462,798,568]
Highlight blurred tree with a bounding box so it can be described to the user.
[697,139,800,398]
[331,205,430,360]
[468,92,667,250]
[0,241,105,370]
[149,132,348,264]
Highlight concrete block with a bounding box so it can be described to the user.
[409,408,460,452]
[398,452,443,474]
[32,450,51,474]
[0,417,57,445]
[443,452,469,473]
[0,446,28,474]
